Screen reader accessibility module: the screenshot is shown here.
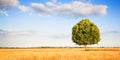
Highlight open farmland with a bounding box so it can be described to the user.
[0,48,120,60]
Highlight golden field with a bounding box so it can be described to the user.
[0,48,120,60]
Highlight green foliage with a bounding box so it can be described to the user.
[72,18,100,47]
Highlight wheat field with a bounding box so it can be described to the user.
[0,48,120,60]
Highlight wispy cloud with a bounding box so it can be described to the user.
[38,33,70,39]
[102,30,120,35]
[100,30,120,47]
[49,34,70,39]
[108,31,120,34]
[0,29,35,36]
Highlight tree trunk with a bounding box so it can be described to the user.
[84,45,87,51]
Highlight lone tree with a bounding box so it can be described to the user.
[72,18,100,50]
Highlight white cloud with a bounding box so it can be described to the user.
[18,5,29,12]
[0,0,107,17]
[73,0,91,3]
[0,10,8,16]
[46,2,56,7]
[0,0,19,8]
[0,0,29,16]
[0,0,19,15]
[31,3,53,16]
[52,0,57,3]
[31,1,107,17]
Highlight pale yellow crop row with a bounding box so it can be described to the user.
[0,48,120,60]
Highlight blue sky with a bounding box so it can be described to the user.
[0,0,120,47]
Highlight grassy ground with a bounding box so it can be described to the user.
[0,48,120,60]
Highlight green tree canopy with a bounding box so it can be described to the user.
[72,18,100,49]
